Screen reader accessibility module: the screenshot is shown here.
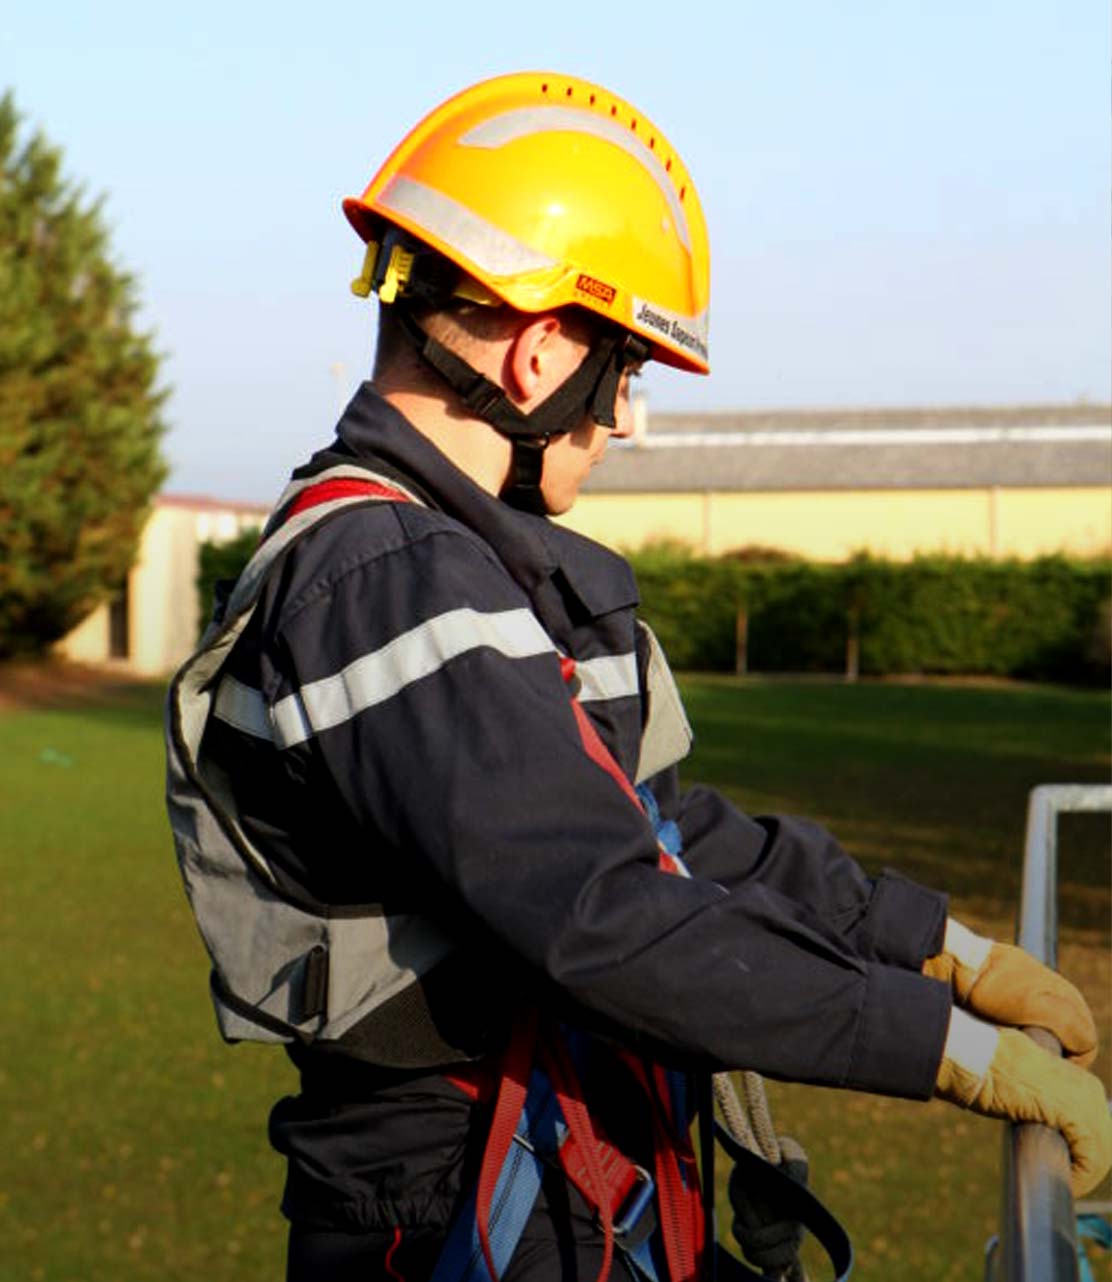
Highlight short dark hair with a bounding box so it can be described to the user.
[373,299,518,379]
[372,299,603,386]
[372,303,421,376]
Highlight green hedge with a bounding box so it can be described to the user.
[196,527,261,636]
[627,544,1112,683]
[196,531,1111,683]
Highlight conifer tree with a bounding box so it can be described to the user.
[0,91,167,656]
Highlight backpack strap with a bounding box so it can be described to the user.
[171,465,422,893]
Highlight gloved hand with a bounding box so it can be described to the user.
[729,1137,808,1280]
[935,1008,1112,1197]
[923,917,1097,1067]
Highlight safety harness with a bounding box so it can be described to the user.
[351,225,650,513]
[166,467,853,1282]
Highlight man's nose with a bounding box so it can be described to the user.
[609,388,636,439]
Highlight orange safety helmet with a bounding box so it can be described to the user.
[343,71,710,374]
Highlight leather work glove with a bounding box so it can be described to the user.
[923,917,1097,1068]
[728,1138,808,1281]
[935,1007,1112,1197]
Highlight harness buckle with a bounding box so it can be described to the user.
[612,1164,657,1252]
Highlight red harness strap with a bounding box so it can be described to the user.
[619,1056,705,1282]
[467,657,706,1281]
[558,655,706,1280]
[469,1011,666,1282]
[283,476,412,521]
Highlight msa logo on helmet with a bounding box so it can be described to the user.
[575,273,616,306]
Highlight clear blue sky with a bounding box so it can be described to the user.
[5,1,1110,501]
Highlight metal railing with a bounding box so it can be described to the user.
[986,784,1112,1282]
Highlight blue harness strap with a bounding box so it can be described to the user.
[431,1060,662,1282]
[635,784,685,863]
[431,1068,563,1282]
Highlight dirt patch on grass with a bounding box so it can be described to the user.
[0,660,160,712]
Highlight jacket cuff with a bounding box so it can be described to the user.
[864,869,948,968]
[844,963,952,1100]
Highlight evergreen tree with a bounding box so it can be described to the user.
[0,91,167,657]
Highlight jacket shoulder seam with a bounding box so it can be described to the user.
[274,507,519,633]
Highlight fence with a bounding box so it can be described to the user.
[986,784,1112,1282]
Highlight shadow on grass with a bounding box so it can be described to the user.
[678,676,1110,933]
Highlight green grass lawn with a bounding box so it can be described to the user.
[0,683,294,1281]
[0,674,1107,1281]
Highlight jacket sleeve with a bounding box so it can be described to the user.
[649,771,948,972]
[269,514,950,1100]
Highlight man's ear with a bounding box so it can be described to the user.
[505,314,563,405]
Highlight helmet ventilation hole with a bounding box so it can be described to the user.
[566,86,573,97]
[541,82,549,93]
[679,185,686,200]
[589,93,596,105]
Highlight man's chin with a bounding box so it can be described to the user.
[541,491,576,517]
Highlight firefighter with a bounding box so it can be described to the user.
[166,72,1111,1281]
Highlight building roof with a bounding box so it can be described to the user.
[157,493,272,515]
[584,404,1112,493]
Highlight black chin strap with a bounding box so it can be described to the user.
[394,307,647,514]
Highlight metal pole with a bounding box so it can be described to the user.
[999,784,1112,1282]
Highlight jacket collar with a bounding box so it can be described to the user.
[308,382,638,618]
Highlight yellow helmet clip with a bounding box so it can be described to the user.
[349,240,416,304]
[349,241,378,298]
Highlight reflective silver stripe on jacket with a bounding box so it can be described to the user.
[214,606,556,747]
[214,634,639,745]
[576,652,638,704]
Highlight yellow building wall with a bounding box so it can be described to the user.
[53,600,111,665]
[55,502,266,677]
[130,507,212,676]
[559,486,1112,561]
[995,488,1112,560]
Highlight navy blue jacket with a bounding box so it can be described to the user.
[203,384,950,1233]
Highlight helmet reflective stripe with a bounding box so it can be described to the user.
[379,175,559,279]
[459,106,692,252]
